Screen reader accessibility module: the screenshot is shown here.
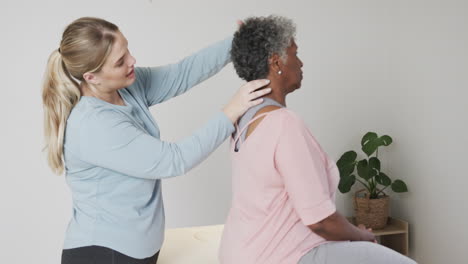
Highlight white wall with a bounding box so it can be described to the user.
[1,0,466,263]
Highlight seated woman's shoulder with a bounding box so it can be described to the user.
[246,105,284,138]
[274,109,309,130]
[268,107,299,119]
[256,105,283,115]
[254,107,302,123]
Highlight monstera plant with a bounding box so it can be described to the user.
[337,132,408,199]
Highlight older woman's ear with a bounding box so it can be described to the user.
[268,53,282,75]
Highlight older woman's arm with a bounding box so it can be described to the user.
[308,212,376,242]
[275,110,376,242]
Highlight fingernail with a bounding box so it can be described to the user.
[265,79,270,83]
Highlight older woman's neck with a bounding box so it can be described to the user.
[264,82,287,106]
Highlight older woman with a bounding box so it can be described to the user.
[219,16,417,264]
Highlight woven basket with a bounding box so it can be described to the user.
[354,189,390,229]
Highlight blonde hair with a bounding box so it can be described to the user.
[42,17,119,174]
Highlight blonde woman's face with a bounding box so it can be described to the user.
[95,31,137,91]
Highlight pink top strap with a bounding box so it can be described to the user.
[233,112,270,147]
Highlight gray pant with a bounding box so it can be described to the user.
[298,241,417,264]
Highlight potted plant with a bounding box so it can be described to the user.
[336,132,408,229]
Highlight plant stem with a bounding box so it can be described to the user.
[373,150,379,197]
[373,178,377,196]
[376,185,389,196]
[371,179,377,198]
[356,178,372,193]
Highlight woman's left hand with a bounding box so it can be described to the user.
[222,79,271,123]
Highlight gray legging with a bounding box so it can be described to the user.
[298,241,417,264]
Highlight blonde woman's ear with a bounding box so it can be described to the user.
[83,72,98,84]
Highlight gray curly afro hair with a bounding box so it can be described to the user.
[231,15,296,81]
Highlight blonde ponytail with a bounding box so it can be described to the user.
[42,17,119,175]
[42,50,81,174]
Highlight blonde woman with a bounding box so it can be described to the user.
[42,17,270,264]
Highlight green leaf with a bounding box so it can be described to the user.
[339,163,355,178]
[337,151,357,167]
[361,132,378,147]
[362,133,380,156]
[357,159,371,180]
[368,157,381,174]
[362,133,392,157]
[380,135,393,146]
[391,180,408,192]
[338,174,356,193]
[337,151,357,177]
[375,172,391,186]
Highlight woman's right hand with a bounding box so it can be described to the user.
[222,79,272,123]
[358,224,378,242]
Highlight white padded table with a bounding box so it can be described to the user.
[158,225,224,264]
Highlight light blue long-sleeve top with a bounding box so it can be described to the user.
[62,37,234,258]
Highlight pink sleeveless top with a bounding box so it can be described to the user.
[219,108,340,264]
